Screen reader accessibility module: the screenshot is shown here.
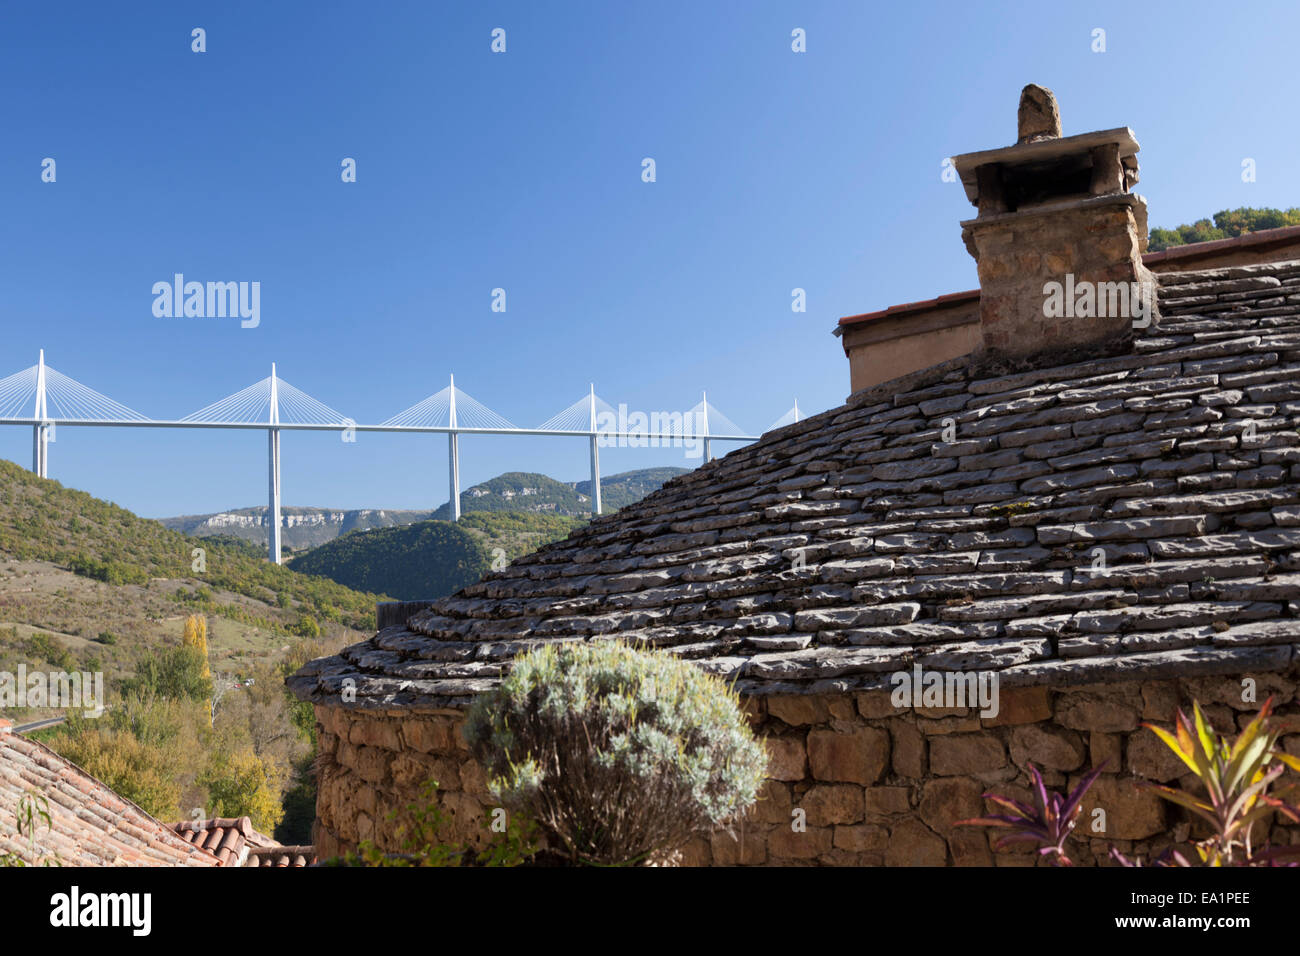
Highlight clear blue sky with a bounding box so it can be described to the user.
[0,1,1295,517]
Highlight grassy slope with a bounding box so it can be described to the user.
[0,459,379,721]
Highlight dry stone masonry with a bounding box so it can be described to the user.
[291,256,1300,864]
[291,89,1300,865]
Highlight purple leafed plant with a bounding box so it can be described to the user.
[957,762,1107,866]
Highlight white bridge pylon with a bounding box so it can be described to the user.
[0,352,778,565]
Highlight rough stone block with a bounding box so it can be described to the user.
[1140,681,1180,721]
[765,734,808,781]
[351,745,391,784]
[1090,732,1122,772]
[918,715,983,735]
[1055,688,1141,732]
[801,784,866,826]
[768,695,830,727]
[349,717,402,751]
[949,827,993,867]
[1127,728,1188,782]
[892,722,926,778]
[884,819,948,866]
[930,734,1006,776]
[856,691,897,720]
[678,836,712,867]
[1073,774,1165,840]
[865,786,912,816]
[807,727,890,785]
[402,717,457,755]
[983,685,1053,727]
[769,825,833,859]
[919,777,986,834]
[833,824,889,852]
[1009,724,1087,771]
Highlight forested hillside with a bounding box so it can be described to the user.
[289,520,491,601]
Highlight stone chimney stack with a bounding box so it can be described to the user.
[954,85,1154,369]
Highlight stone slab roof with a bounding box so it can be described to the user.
[289,260,1300,710]
[0,725,220,866]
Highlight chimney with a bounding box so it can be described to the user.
[953,84,1155,369]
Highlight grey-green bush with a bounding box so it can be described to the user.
[464,641,767,865]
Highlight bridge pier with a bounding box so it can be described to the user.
[447,431,461,522]
[588,384,601,515]
[267,363,282,564]
[446,374,461,522]
[31,424,50,478]
[589,435,601,516]
[31,350,49,478]
[701,390,713,462]
[268,427,282,563]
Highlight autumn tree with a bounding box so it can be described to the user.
[182,614,210,679]
[199,748,286,834]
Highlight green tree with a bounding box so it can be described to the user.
[199,748,286,834]
[121,644,213,703]
[1148,206,1300,251]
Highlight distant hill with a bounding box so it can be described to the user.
[161,468,690,551]
[287,510,592,601]
[430,467,689,520]
[289,520,491,602]
[161,506,435,552]
[456,511,588,563]
[575,467,689,512]
[430,472,590,520]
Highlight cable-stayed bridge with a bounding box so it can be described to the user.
[0,352,802,563]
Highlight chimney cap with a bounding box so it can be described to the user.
[1017,84,1061,143]
[951,126,1140,206]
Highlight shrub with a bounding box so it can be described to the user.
[68,556,148,586]
[291,615,320,639]
[95,631,117,645]
[464,641,768,866]
[23,633,75,671]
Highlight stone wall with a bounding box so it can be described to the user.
[311,667,1300,865]
[311,705,492,862]
[963,197,1150,368]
